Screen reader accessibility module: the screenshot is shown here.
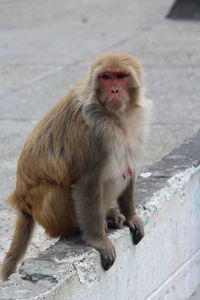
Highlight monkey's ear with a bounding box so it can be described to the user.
[131,69,143,88]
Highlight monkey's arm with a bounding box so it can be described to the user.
[117,176,144,244]
[72,170,116,271]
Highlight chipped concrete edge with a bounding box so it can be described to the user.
[0,130,200,299]
[138,166,199,224]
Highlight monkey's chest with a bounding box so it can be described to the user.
[104,142,135,182]
[102,143,135,211]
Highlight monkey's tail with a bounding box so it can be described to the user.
[1,210,34,281]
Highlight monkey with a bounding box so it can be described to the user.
[1,52,151,281]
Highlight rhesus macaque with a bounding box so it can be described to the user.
[1,52,151,281]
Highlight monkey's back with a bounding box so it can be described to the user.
[17,96,89,186]
[8,93,94,235]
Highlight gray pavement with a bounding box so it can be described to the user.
[0,0,200,292]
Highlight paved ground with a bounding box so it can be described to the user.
[0,0,199,290]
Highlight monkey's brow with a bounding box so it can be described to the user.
[100,69,129,74]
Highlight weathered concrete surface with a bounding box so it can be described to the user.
[0,131,199,300]
[188,286,200,300]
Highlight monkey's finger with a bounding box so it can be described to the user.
[101,255,114,271]
[125,219,144,245]
[131,226,144,245]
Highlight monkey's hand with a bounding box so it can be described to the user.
[125,215,144,245]
[88,237,116,271]
[106,208,125,229]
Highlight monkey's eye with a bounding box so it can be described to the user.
[102,74,111,80]
[116,73,126,79]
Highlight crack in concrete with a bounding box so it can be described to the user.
[20,272,58,284]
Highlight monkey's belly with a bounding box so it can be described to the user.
[103,178,129,214]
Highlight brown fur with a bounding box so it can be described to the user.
[1,52,151,280]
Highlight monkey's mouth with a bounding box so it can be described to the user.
[109,99,123,109]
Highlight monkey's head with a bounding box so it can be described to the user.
[89,52,144,113]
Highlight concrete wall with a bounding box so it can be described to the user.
[0,134,200,300]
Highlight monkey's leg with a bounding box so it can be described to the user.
[1,210,34,281]
[106,208,125,229]
[117,177,144,245]
[72,173,116,271]
[34,185,78,238]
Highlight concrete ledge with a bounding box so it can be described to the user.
[0,131,200,300]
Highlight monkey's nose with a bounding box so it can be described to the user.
[111,87,119,94]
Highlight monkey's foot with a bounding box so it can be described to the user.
[125,215,144,245]
[106,208,126,229]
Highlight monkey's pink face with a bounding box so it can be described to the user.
[98,69,130,112]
